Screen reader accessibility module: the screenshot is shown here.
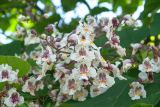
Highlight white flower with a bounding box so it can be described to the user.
[138,71,154,83]
[4,88,24,107]
[56,35,68,49]
[70,46,95,62]
[37,46,56,64]
[90,85,107,98]
[86,16,97,27]
[73,62,97,80]
[151,57,160,73]
[22,77,36,95]
[73,88,88,101]
[138,72,148,82]
[116,46,126,57]
[15,25,25,37]
[123,14,136,26]
[22,77,37,96]
[43,13,50,19]
[93,69,115,88]
[139,57,154,72]
[122,59,132,72]
[75,22,95,46]
[35,80,44,91]
[49,89,58,101]
[94,47,107,67]
[128,82,146,100]
[54,63,70,82]
[111,64,127,80]
[17,15,28,22]
[61,78,81,95]
[15,52,29,61]
[131,43,142,55]
[108,36,120,48]
[103,19,113,39]
[68,34,78,43]
[0,64,18,83]
[36,46,56,73]
[55,92,72,107]
[24,30,40,45]
[32,69,46,81]
[30,50,41,60]
[77,21,94,37]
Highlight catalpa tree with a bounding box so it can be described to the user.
[0,0,160,107]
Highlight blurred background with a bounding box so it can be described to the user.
[0,0,160,45]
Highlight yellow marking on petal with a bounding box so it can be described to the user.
[135,88,141,96]
[76,92,84,98]
[90,42,94,45]
[150,36,155,41]
[80,38,85,42]
[101,57,106,62]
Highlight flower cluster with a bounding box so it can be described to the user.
[32,16,134,106]
[0,15,149,107]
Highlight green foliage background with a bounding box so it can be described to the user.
[0,0,160,107]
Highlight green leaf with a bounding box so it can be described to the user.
[140,0,160,20]
[40,0,52,5]
[17,103,28,107]
[0,40,23,56]
[43,99,55,107]
[61,0,77,12]
[0,82,5,89]
[60,18,79,33]
[150,13,160,35]
[118,26,150,47]
[25,43,39,54]
[0,56,31,77]
[0,0,26,12]
[90,7,109,16]
[112,0,141,14]
[34,13,60,33]
[20,92,36,101]
[98,0,112,4]
[131,103,153,107]
[94,35,107,47]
